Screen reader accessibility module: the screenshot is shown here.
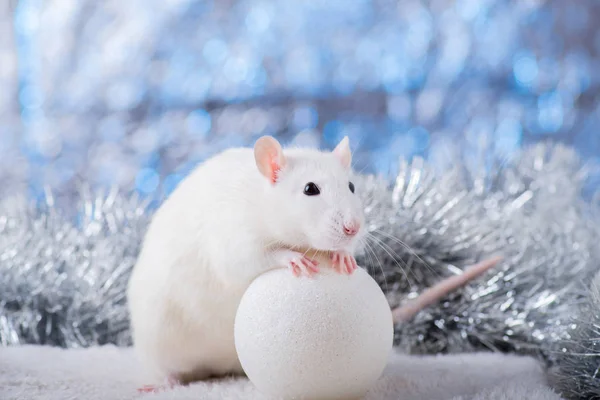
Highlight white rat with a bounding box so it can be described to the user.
[127,135,501,392]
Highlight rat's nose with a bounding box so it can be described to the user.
[343,222,360,236]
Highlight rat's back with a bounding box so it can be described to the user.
[127,147,264,382]
[134,147,262,275]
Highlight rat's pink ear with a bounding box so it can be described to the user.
[332,136,352,169]
[254,136,286,184]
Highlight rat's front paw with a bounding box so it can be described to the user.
[273,250,319,278]
[330,251,358,275]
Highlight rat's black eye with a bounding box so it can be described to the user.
[349,181,355,193]
[303,182,320,196]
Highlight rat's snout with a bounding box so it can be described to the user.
[343,220,360,237]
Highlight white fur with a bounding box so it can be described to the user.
[127,139,366,383]
[0,345,562,400]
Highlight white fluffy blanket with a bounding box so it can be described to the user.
[0,345,563,400]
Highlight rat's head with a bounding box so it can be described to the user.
[254,135,365,252]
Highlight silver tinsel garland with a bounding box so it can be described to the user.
[358,142,599,360]
[1,142,599,398]
[549,271,600,400]
[0,188,151,347]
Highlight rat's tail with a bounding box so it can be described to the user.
[391,256,503,324]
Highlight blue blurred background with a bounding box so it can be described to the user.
[1,0,599,202]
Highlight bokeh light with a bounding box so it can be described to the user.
[0,0,598,202]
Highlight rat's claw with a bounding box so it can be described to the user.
[301,258,319,274]
[298,255,320,277]
[292,257,318,277]
[351,257,358,271]
[291,262,301,277]
[273,250,319,278]
[137,385,157,393]
[137,376,179,394]
[331,251,358,275]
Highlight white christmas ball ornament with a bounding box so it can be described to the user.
[234,266,393,400]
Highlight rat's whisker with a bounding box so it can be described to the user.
[264,239,285,250]
[366,233,415,290]
[361,237,388,292]
[370,229,441,279]
[310,248,321,262]
[367,233,420,280]
[354,163,370,176]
